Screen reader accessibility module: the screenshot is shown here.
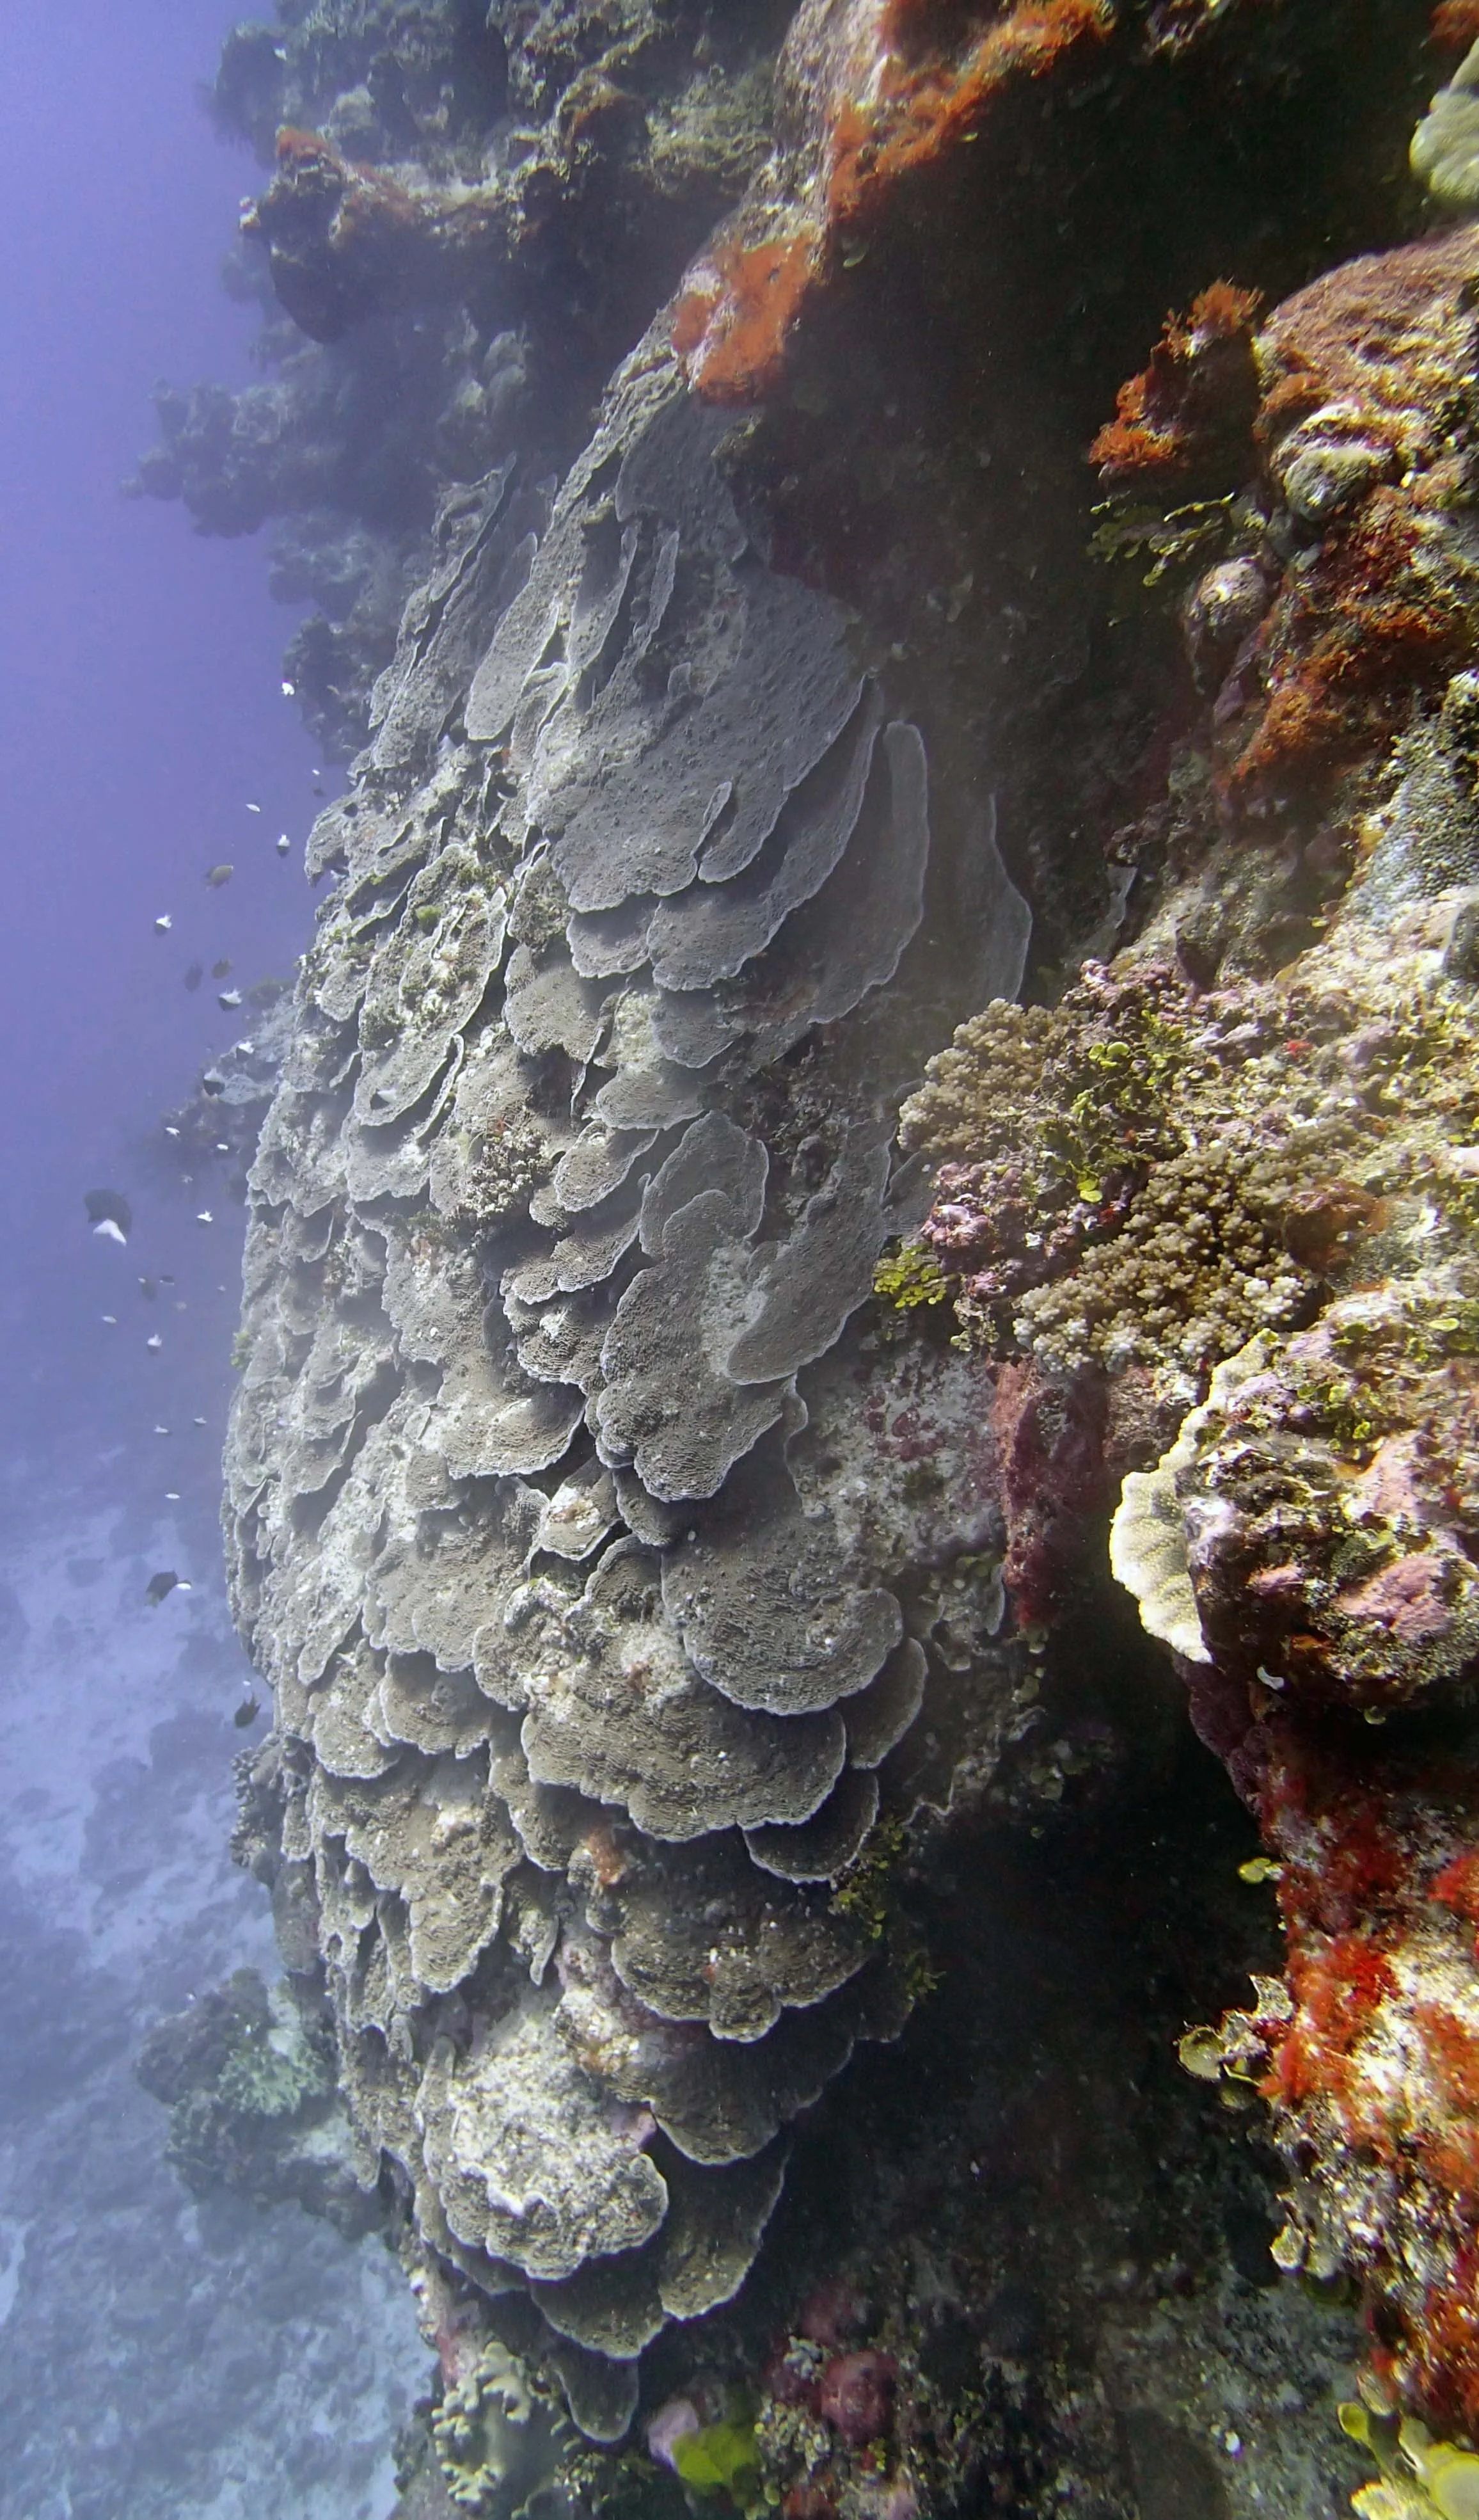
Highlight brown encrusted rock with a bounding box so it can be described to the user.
[1089,897,1479,2434]
[1093,223,1479,809]
[1135,1284,1479,1721]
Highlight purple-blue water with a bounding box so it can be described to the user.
[0,14,422,2512]
[0,0,320,1476]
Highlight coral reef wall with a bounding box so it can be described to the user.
[156,0,1479,2507]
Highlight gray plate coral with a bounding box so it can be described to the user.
[226,341,1032,2431]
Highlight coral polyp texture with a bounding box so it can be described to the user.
[225,340,1038,2444]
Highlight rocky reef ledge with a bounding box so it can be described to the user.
[132,1,1479,2512]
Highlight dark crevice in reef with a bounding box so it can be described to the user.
[733,1735,1289,2511]
[134,0,1479,2512]
[718,0,1437,979]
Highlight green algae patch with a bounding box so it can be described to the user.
[670,2416,762,2501]
[873,1241,949,1309]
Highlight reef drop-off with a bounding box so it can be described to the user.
[130,0,1479,2512]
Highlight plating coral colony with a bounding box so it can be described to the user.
[95,0,1479,2512]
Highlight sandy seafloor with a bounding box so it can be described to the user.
[0,1462,427,2520]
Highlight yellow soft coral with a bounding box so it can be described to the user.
[1341,2403,1479,2520]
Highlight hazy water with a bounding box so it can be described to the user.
[0,8,425,2509]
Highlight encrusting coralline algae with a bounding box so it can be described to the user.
[126,0,1479,2511]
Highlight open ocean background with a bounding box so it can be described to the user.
[0,6,425,2510]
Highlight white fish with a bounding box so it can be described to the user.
[164,1124,180,1138]
[86,1188,131,1237]
[164,1490,180,1501]
[245,800,262,814]
[196,1211,214,1227]
[281,680,295,697]
[276,834,291,856]
[154,913,172,934]
[217,987,242,1010]
[146,1334,162,1352]
[154,1424,170,1436]
[193,1416,207,1428]
[101,1314,117,1325]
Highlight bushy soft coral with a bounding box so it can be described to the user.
[906,904,1479,1386]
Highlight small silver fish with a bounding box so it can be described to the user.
[85,1188,132,1241]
